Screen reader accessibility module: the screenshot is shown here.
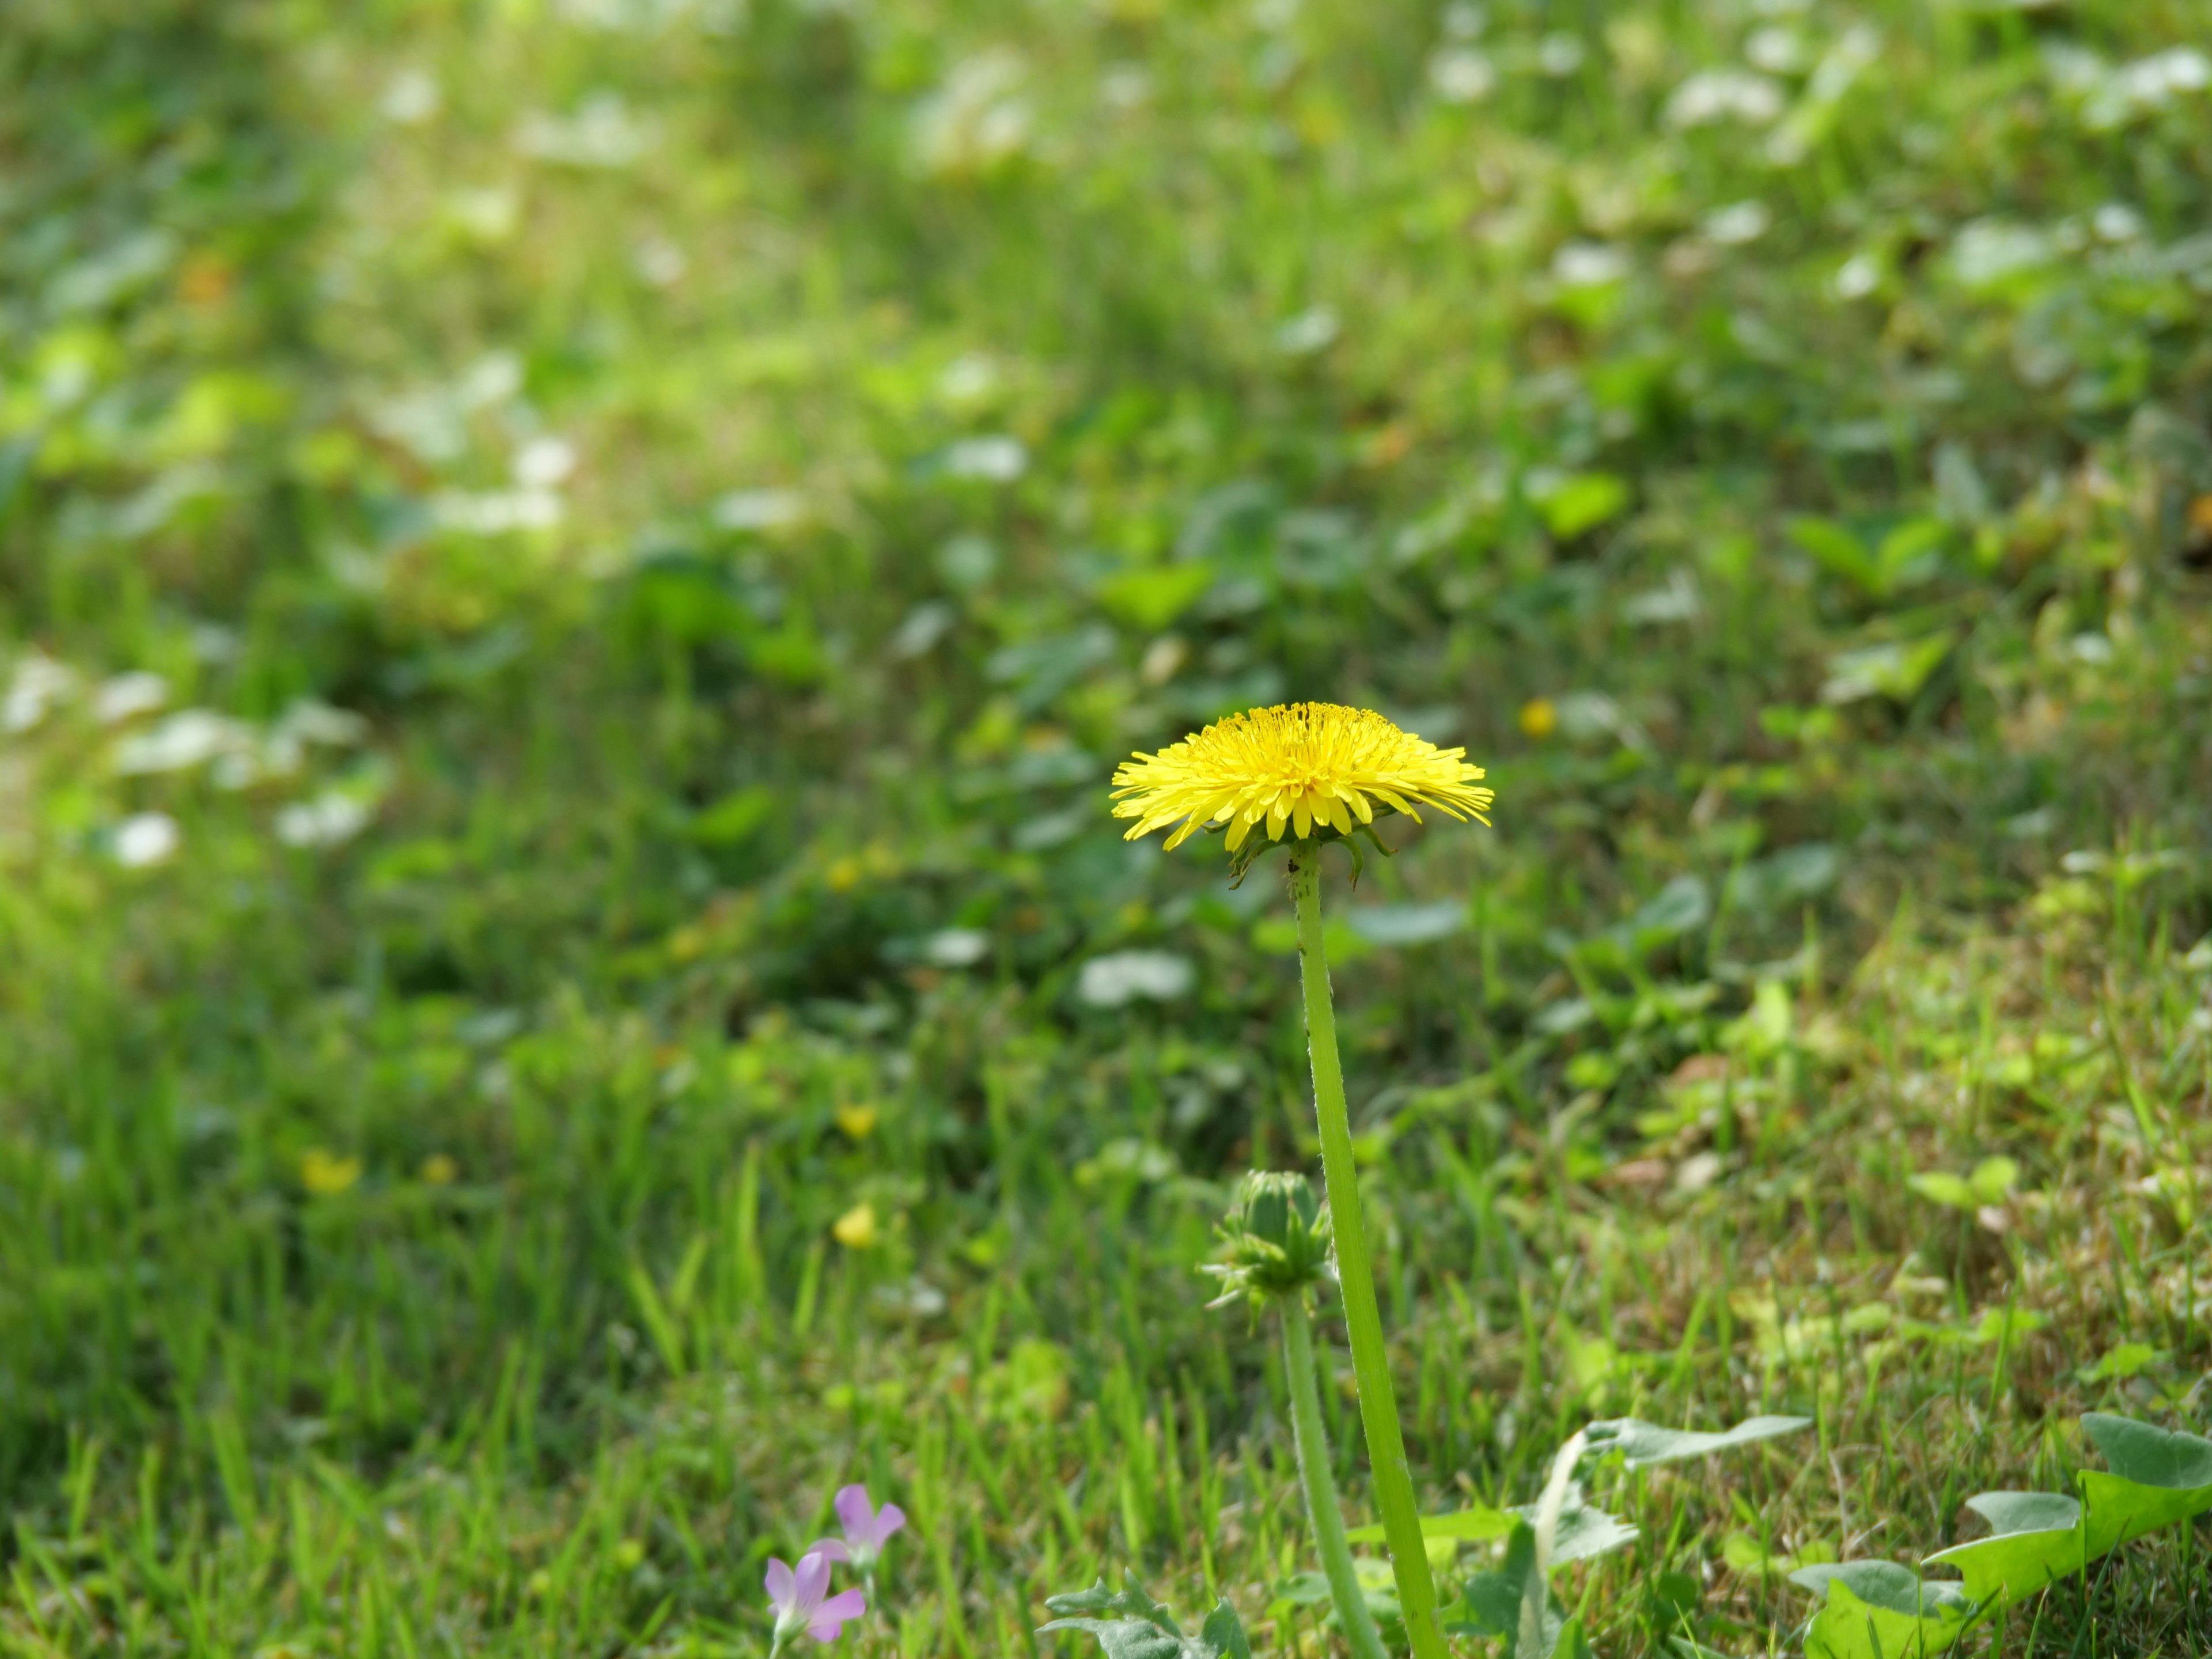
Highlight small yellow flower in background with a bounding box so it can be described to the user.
[421,1153,459,1186]
[1518,697,1558,740]
[835,1103,879,1141]
[833,1202,878,1248]
[1112,702,1493,853]
[825,855,863,892]
[300,1148,362,1196]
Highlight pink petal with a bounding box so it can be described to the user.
[806,1589,866,1641]
[873,1502,906,1541]
[834,1484,874,1541]
[801,1537,850,1565]
[764,1558,796,1615]
[793,1550,831,1613]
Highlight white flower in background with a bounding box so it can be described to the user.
[910,50,1032,177]
[114,812,181,869]
[1274,307,1339,355]
[382,69,441,125]
[1833,251,1882,300]
[1553,242,1629,287]
[113,710,252,775]
[1745,27,1805,75]
[940,435,1027,482]
[2080,47,2212,130]
[1428,47,1497,104]
[274,700,369,748]
[276,791,374,849]
[514,93,657,168]
[431,489,563,534]
[632,234,687,286]
[1665,68,1784,128]
[1536,33,1585,76]
[512,435,577,490]
[711,488,808,532]
[4,655,77,732]
[94,672,169,725]
[1701,200,1772,246]
[938,354,1000,407]
[1077,950,1195,1008]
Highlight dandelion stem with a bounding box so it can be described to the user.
[1280,1295,1391,1659]
[1289,848,1448,1659]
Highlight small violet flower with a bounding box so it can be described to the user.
[766,1540,865,1646]
[835,1483,907,1567]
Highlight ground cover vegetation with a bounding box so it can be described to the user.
[2,0,2210,1652]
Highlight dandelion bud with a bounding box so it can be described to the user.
[1203,1170,1333,1308]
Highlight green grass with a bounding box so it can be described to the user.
[3,0,2211,1653]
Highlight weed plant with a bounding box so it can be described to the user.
[3,1,2211,1655]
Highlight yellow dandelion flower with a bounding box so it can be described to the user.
[300,1147,362,1196]
[832,1201,878,1249]
[1518,696,1558,740]
[1111,702,1494,854]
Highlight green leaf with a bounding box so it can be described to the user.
[1517,1490,1638,1565]
[1906,1172,1976,1210]
[1923,1492,2084,1605]
[1043,1577,1180,1630]
[1792,1562,1970,1659]
[1968,1156,2019,1205]
[1585,1414,1813,1469]
[1789,516,1883,594]
[1196,1601,1252,1659]
[1820,635,1953,705]
[1533,471,1630,539]
[1630,875,1711,946]
[1873,516,1948,587]
[1445,1521,1574,1658]
[1096,563,1215,631]
[2078,1413,2212,1556]
[2078,1340,2166,1382]
[1041,1576,1250,1659]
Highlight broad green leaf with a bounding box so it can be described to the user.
[1534,471,1630,539]
[1787,516,1881,593]
[2078,1340,2166,1381]
[2078,1413,2212,1555]
[1793,1562,1969,1659]
[1196,1601,1252,1659]
[1520,1491,1638,1565]
[1873,516,1948,586]
[1923,1492,2084,1604]
[1631,874,1711,943]
[1585,1414,1813,1468]
[1906,1171,1976,1210]
[1096,563,1215,631]
[1968,1156,2019,1205]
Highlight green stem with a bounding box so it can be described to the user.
[1289,847,1448,1659]
[1281,1296,1391,1659]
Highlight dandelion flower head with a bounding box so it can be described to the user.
[1111,702,1493,853]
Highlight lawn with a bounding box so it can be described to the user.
[2,1,2210,1655]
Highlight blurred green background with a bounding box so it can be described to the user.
[2,0,2209,1653]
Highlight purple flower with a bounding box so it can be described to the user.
[835,1484,907,1564]
[766,1541,864,1644]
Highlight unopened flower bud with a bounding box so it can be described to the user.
[1203,1170,1332,1309]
